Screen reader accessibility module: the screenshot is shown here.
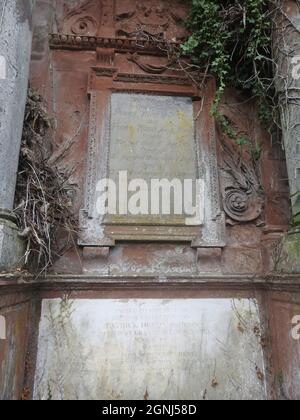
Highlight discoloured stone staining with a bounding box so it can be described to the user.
[17,0,34,25]
[0,0,34,270]
[0,0,33,210]
[0,301,30,400]
[34,298,266,400]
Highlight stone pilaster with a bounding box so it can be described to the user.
[274,1,300,272]
[0,1,35,271]
[276,3,300,219]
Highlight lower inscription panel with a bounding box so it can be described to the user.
[34,299,266,400]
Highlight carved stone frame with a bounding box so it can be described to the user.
[79,64,226,249]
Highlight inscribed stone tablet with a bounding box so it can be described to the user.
[108,93,198,223]
[34,299,266,400]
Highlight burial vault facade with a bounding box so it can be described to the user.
[0,0,300,400]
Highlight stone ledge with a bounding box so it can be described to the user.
[1,273,299,295]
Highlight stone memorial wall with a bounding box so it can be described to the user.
[0,0,299,401]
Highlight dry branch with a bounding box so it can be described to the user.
[14,89,78,273]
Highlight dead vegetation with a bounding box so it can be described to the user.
[14,89,78,274]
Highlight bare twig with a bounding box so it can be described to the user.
[14,89,78,274]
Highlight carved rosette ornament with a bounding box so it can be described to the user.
[223,188,263,223]
[62,0,103,36]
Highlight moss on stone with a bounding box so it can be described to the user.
[278,233,300,274]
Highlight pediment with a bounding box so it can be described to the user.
[61,0,189,42]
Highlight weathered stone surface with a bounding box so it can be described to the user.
[261,231,286,273]
[267,291,300,400]
[0,0,34,210]
[0,217,25,272]
[34,298,266,400]
[32,0,291,275]
[0,0,34,272]
[197,247,222,273]
[0,297,31,400]
[226,226,262,247]
[222,247,263,275]
[277,232,300,273]
[274,2,300,216]
[81,243,198,276]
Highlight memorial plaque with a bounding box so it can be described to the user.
[34,299,266,400]
[107,93,198,224]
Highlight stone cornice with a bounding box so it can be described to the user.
[0,273,300,293]
[49,33,181,55]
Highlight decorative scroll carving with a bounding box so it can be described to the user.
[63,0,102,36]
[220,138,264,224]
[59,0,188,41]
[116,0,188,41]
[127,52,175,74]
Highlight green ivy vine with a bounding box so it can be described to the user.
[182,0,277,135]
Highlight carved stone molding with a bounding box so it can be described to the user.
[88,67,191,90]
[55,0,189,45]
[78,67,226,248]
[115,73,190,86]
[49,33,180,55]
[115,0,188,41]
